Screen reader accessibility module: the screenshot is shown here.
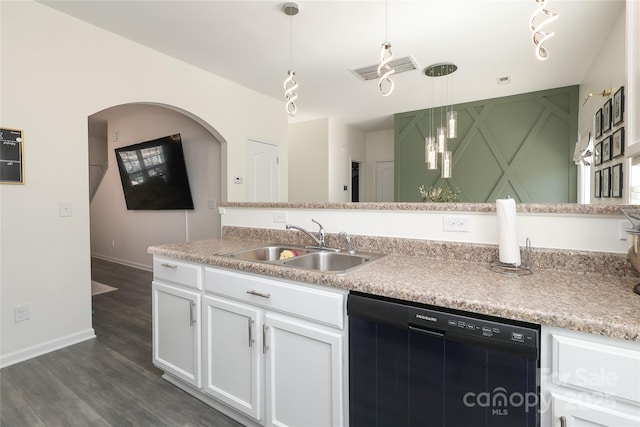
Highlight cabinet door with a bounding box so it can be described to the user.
[203,296,262,421]
[552,393,640,427]
[264,312,344,427]
[152,281,201,387]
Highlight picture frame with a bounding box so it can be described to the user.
[613,86,624,126]
[612,127,625,158]
[594,141,602,165]
[594,170,601,198]
[595,108,603,138]
[602,136,611,162]
[0,127,25,184]
[603,98,612,133]
[602,166,611,198]
[611,163,623,198]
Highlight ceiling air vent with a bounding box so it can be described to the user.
[350,55,419,81]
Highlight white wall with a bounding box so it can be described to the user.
[578,8,626,204]
[221,207,628,254]
[90,105,222,270]
[328,119,365,202]
[0,1,287,367]
[288,119,329,202]
[364,129,394,201]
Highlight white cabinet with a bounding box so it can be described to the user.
[204,267,347,427]
[151,255,348,427]
[203,295,262,420]
[541,326,640,427]
[152,256,203,388]
[264,312,343,427]
[152,282,201,387]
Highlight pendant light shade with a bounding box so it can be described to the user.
[425,137,437,170]
[447,111,457,138]
[283,3,300,115]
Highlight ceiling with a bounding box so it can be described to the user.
[40,0,624,132]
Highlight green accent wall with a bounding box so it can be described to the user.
[394,85,579,203]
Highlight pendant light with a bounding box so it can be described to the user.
[530,0,558,61]
[283,3,299,115]
[425,75,437,170]
[377,0,395,96]
[425,63,458,179]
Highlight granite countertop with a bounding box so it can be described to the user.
[148,237,640,342]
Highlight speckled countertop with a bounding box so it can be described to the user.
[148,237,640,342]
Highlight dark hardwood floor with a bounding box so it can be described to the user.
[0,257,242,427]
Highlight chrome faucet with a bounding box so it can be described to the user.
[339,231,355,255]
[286,219,337,251]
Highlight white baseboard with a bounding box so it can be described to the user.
[0,328,96,369]
[91,253,152,272]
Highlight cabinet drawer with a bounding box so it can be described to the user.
[153,256,202,290]
[204,267,345,329]
[552,333,640,403]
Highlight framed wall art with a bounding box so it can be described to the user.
[613,86,624,126]
[0,127,24,184]
[612,127,625,158]
[594,141,602,165]
[594,170,601,198]
[602,136,611,162]
[602,98,612,133]
[611,163,623,198]
[595,108,603,138]
[602,166,611,198]
[603,98,612,133]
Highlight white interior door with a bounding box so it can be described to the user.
[375,161,394,202]
[245,139,279,202]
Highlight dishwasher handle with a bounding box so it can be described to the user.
[409,324,445,338]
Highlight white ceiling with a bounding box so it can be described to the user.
[40,0,624,132]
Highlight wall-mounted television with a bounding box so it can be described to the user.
[115,133,194,210]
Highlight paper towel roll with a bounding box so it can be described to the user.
[496,198,521,266]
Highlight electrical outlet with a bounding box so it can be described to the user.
[443,215,470,232]
[14,304,30,322]
[273,211,288,223]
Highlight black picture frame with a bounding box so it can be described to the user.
[611,163,623,198]
[613,86,624,126]
[594,142,602,165]
[602,136,611,162]
[612,127,625,158]
[594,170,602,198]
[595,108,603,138]
[0,127,24,184]
[602,167,611,197]
[603,99,612,133]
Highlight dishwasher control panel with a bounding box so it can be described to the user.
[409,307,539,349]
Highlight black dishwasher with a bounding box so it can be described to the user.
[348,292,540,427]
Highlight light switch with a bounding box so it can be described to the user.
[59,202,72,217]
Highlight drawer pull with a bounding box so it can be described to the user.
[263,324,269,353]
[161,263,177,269]
[246,289,271,299]
[189,301,196,326]
[248,319,254,347]
[559,416,566,427]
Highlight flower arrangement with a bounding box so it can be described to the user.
[419,185,460,202]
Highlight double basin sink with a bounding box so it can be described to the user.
[221,245,384,275]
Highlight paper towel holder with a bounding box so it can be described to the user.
[490,238,532,276]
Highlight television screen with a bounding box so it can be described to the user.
[115,133,194,210]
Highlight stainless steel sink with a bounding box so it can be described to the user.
[221,244,384,274]
[281,251,381,274]
[224,245,308,262]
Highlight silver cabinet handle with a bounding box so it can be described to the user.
[262,324,269,354]
[189,301,196,326]
[246,289,271,299]
[248,318,254,347]
[560,416,566,427]
[161,263,177,269]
